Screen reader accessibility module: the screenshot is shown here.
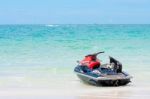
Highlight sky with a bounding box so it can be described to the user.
[0,0,150,24]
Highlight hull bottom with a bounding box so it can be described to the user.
[77,74,131,86]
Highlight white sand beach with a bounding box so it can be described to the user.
[0,72,150,99]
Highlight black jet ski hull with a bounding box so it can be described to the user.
[74,64,132,86]
[76,72,131,86]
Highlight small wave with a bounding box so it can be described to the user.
[45,24,59,27]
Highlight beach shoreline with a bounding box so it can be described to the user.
[0,80,150,99]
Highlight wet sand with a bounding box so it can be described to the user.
[0,78,150,99]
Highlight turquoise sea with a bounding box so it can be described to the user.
[0,24,150,98]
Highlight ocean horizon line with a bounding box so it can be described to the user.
[0,24,150,25]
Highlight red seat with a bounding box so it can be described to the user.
[88,61,100,69]
[80,55,101,69]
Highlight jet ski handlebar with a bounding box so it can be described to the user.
[86,51,104,57]
[93,51,104,56]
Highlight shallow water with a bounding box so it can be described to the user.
[0,24,150,98]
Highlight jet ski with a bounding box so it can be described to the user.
[74,52,132,86]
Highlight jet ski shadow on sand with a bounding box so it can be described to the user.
[74,52,132,86]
